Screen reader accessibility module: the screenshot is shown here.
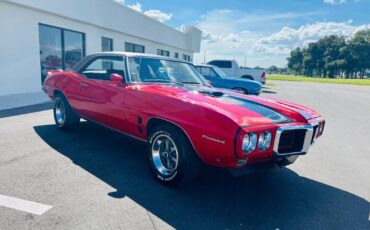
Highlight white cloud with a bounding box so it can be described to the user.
[323,0,347,5]
[127,2,142,12]
[253,21,370,55]
[144,10,173,23]
[194,8,370,67]
[113,0,124,4]
[114,1,172,23]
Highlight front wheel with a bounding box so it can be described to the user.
[53,95,80,130]
[148,125,201,186]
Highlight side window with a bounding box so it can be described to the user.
[223,61,232,68]
[82,56,125,81]
[209,61,223,68]
[200,67,218,77]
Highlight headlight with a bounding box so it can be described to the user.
[258,131,272,150]
[242,133,257,154]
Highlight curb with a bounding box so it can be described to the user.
[0,101,53,118]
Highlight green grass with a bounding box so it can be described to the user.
[268,75,370,86]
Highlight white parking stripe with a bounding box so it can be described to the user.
[0,194,52,215]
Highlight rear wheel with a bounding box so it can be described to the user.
[148,125,201,186]
[53,95,80,130]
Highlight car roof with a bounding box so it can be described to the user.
[92,51,170,59]
[195,64,214,68]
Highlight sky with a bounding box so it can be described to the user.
[115,0,370,67]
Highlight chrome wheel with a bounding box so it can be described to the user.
[55,98,66,125]
[151,134,179,176]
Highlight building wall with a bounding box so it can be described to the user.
[0,0,201,96]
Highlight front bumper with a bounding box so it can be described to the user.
[229,119,325,174]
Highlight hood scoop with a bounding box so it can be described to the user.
[197,89,224,98]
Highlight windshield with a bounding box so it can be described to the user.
[212,66,227,77]
[128,57,207,85]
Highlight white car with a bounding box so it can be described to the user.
[207,60,266,84]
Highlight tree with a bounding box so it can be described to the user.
[286,29,370,78]
[287,47,304,75]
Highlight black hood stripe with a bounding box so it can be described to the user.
[219,96,291,123]
[179,86,291,124]
[190,87,290,123]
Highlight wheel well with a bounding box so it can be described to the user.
[232,87,248,94]
[146,118,184,137]
[241,75,254,80]
[146,117,202,160]
[53,89,64,98]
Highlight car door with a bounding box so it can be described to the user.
[76,55,128,132]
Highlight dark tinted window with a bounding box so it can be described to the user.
[39,25,63,84]
[223,61,232,68]
[38,24,85,84]
[102,37,113,51]
[125,42,145,53]
[64,31,84,69]
[174,52,179,58]
[183,54,191,62]
[208,61,231,68]
[157,49,170,57]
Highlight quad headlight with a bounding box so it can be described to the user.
[258,131,272,150]
[242,133,257,154]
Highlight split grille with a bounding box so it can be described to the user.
[278,129,307,154]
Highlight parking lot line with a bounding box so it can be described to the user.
[0,194,52,215]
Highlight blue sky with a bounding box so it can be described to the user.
[117,0,370,67]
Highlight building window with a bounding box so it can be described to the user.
[125,42,145,53]
[183,54,191,62]
[157,49,170,57]
[102,37,113,52]
[38,24,85,84]
[174,52,179,59]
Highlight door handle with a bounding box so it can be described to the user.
[80,83,88,88]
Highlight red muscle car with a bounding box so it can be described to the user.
[43,52,325,186]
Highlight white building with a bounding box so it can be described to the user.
[0,0,201,97]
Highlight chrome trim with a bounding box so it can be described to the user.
[273,125,314,156]
[146,117,200,157]
[310,121,319,144]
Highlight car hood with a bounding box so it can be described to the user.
[222,77,262,86]
[138,84,320,127]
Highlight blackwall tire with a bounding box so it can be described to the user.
[53,95,80,130]
[148,125,201,186]
[233,87,248,95]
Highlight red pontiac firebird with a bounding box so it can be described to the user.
[43,52,325,186]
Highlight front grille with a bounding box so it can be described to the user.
[278,129,306,154]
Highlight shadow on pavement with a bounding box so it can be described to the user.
[34,122,370,229]
[261,87,277,94]
[0,102,53,118]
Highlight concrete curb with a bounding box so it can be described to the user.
[0,101,53,118]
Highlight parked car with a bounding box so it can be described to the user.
[195,64,262,95]
[207,59,266,84]
[43,52,325,186]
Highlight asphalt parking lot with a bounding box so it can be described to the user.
[0,81,369,230]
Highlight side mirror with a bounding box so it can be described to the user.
[109,73,124,82]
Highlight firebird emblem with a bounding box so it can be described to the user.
[202,135,225,144]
